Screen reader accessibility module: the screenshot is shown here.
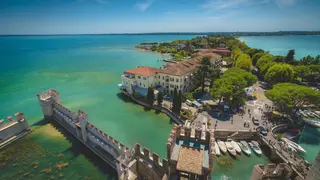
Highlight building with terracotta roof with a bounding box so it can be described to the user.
[120,54,221,96]
[167,124,215,179]
[250,163,293,180]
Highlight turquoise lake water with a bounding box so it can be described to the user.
[239,35,320,59]
[0,35,319,180]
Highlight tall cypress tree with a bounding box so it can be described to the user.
[146,87,154,106]
[172,88,178,113]
[177,90,182,114]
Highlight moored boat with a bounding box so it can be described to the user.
[281,138,307,153]
[214,141,221,156]
[239,141,251,156]
[305,119,320,128]
[229,140,241,154]
[225,141,237,157]
[249,141,262,155]
[217,140,227,154]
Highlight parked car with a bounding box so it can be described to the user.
[259,126,268,136]
[252,117,259,125]
[186,100,193,106]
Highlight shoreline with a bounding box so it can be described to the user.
[135,47,172,56]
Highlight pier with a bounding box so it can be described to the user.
[259,124,309,179]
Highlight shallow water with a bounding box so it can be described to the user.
[0,35,319,179]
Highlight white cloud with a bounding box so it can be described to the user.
[202,0,269,10]
[135,0,154,12]
[275,0,296,7]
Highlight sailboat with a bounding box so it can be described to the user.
[217,140,227,154]
[238,141,252,156]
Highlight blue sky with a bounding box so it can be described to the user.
[0,0,319,34]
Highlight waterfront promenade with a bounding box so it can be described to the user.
[260,129,309,179]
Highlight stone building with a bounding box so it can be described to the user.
[120,53,222,96]
[250,163,293,180]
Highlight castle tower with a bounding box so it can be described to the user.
[78,110,88,142]
[37,89,61,119]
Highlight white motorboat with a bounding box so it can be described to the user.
[305,119,320,128]
[229,140,241,154]
[239,141,252,156]
[225,141,237,157]
[249,141,262,155]
[214,141,221,156]
[217,140,227,154]
[281,138,307,153]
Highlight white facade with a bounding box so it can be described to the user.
[121,69,197,95]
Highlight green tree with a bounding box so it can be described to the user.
[146,87,155,106]
[196,56,212,93]
[211,75,247,107]
[265,83,320,114]
[256,54,274,76]
[295,65,320,83]
[252,52,265,65]
[273,55,285,63]
[157,91,164,106]
[235,54,253,71]
[172,88,178,113]
[224,67,258,86]
[285,49,295,63]
[265,64,294,85]
[176,90,182,114]
[300,55,320,65]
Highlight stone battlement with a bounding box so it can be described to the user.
[1,112,26,123]
[37,89,59,100]
[133,143,169,170]
[168,124,214,145]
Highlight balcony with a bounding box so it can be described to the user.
[122,73,135,79]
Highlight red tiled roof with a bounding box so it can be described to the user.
[124,66,158,76]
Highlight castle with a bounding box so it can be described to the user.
[37,89,215,180]
[0,112,31,149]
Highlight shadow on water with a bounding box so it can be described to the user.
[116,93,131,103]
[49,120,117,178]
[31,118,50,127]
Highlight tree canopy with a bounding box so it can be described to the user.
[256,54,274,76]
[196,56,212,93]
[224,67,258,86]
[235,54,253,71]
[252,52,265,65]
[157,91,163,105]
[265,64,294,85]
[285,49,295,63]
[146,87,155,106]
[265,83,320,114]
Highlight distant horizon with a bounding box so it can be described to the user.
[1,0,320,35]
[1,30,320,36]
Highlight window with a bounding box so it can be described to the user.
[138,76,141,79]
[176,79,179,82]
[170,78,174,81]
[139,83,141,86]
[170,84,174,88]
[143,77,147,80]
[162,76,164,80]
